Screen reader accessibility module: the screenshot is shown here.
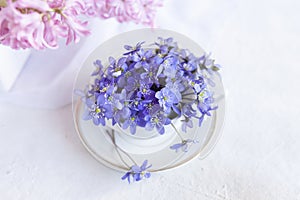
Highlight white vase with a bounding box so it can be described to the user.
[106,118,181,155]
[0,46,31,91]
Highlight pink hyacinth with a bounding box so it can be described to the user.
[0,0,90,49]
[0,0,163,50]
[100,0,162,26]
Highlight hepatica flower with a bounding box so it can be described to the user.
[122,160,152,183]
[170,139,198,153]
[0,0,164,50]
[77,37,222,182]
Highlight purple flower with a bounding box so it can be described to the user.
[121,160,152,183]
[124,73,141,91]
[145,112,171,134]
[197,89,215,115]
[155,88,179,114]
[131,49,153,69]
[140,66,160,85]
[82,96,113,126]
[181,118,193,133]
[189,77,205,94]
[107,57,128,78]
[122,112,139,134]
[91,60,105,77]
[155,37,178,55]
[161,56,179,77]
[137,83,153,97]
[170,139,198,152]
[123,41,145,55]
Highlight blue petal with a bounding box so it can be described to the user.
[198,115,204,126]
[109,56,115,65]
[131,165,141,173]
[93,117,100,126]
[82,110,92,120]
[141,160,148,169]
[144,172,151,178]
[130,124,136,134]
[156,125,165,135]
[145,122,154,131]
[97,95,105,105]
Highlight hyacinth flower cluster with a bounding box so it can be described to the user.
[81,37,220,139]
[0,0,162,50]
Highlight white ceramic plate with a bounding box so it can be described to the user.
[72,29,225,172]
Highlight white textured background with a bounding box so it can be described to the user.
[1,0,300,199]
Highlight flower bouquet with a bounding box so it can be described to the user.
[74,29,225,183]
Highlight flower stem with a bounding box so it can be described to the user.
[182,93,195,96]
[171,123,184,141]
[105,129,137,167]
[182,97,195,101]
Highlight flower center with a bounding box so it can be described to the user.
[95,108,101,113]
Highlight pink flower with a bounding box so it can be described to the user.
[0,0,163,50]
[50,0,90,44]
[0,0,53,49]
[100,0,162,26]
[0,0,90,49]
[83,0,106,17]
[131,0,163,26]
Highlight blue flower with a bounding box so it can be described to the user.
[123,41,145,55]
[91,60,104,77]
[189,77,205,94]
[137,83,153,97]
[140,66,160,85]
[107,57,128,78]
[170,139,198,152]
[82,95,113,126]
[145,111,171,134]
[181,117,193,133]
[155,88,179,114]
[197,89,215,115]
[122,112,139,134]
[131,49,153,69]
[122,160,152,183]
[124,72,141,91]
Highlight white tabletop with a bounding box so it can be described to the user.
[1,0,300,199]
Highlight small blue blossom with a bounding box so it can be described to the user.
[155,88,179,114]
[131,49,153,69]
[145,111,171,134]
[106,57,128,81]
[123,41,145,55]
[170,139,198,152]
[121,160,152,183]
[91,60,104,77]
[122,112,139,134]
[82,96,113,126]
